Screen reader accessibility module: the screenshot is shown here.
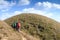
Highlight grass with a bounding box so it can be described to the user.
[5,13,60,40]
[0,21,22,40]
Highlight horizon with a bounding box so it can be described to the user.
[0,0,60,22]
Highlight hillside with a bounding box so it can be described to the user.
[0,21,22,40]
[0,21,38,40]
[5,13,60,40]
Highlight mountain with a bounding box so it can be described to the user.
[0,21,38,40]
[5,13,60,40]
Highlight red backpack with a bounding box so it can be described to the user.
[17,22,21,28]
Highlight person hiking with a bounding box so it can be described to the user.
[16,21,21,32]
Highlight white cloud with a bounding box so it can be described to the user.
[0,0,30,11]
[8,11,21,18]
[43,13,53,17]
[0,8,53,20]
[13,11,21,15]
[1,9,9,12]
[23,8,45,14]
[10,8,53,18]
[11,8,53,18]
[35,2,42,6]
[35,2,60,9]
[0,0,15,10]
[22,8,53,18]
[43,2,52,8]
[53,4,60,9]
[19,0,30,5]
[0,11,21,20]
[0,13,11,20]
[56,17,60,22]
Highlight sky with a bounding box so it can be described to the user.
[0,0,60,22]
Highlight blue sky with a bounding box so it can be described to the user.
[0,0,60,22]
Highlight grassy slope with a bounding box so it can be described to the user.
[0,21,23,40]
[5,13,60,40]
[0,21,39,40]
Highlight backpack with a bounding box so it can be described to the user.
[17,22,21,28]
[12,22,17,28]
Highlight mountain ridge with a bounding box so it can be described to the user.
[3,13,60,40]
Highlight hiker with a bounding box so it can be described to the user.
[16,21,21,32]
[11,21,21,32]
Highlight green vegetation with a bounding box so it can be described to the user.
[5,13,60,40]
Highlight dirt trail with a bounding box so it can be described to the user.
[19,31,39,40]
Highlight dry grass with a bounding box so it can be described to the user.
[5,13,60,40]
[0,21,22,40]
[0,20,39,40]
